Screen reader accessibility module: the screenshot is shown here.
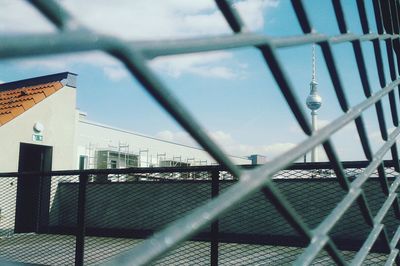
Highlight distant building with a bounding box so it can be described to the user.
[248,154,267,165]
[0,72,251,172]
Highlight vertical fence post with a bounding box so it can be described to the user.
[75,173,88,266]
[211,169,219,266]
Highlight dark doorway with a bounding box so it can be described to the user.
[15,143,52,233]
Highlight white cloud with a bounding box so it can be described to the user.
[235,0,279,31]
[0,0,55,34]
[209,130,236,144]
[369,129,384,143]
[150,51,245,80]
[156,129,297,160]
[155,121,394,163]
[1,0,278,37]
[103,66,129,81]
[193,66,236,79]
[368,127,395,160]
[262,142,296,156]
[289,119,331,135]
[14,52,129,81]
[57,0,276,40]
[59,0,229,40]
[1,1,278,80]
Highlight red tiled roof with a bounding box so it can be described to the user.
[0,82,63,126]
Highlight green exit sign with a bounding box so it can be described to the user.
[32,134,43,141]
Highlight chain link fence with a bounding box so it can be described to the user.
[1,0,400,265]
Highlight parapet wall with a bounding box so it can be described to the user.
[48,178,398,251]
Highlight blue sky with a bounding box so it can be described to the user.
[0,0,397,161]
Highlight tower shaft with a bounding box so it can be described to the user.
[311,110,318,162]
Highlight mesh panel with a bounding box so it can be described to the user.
[0,165,398,265]
[0,234,76,265]
[153,241,210,266]
[0,177,17,238]
[84,237,142,265]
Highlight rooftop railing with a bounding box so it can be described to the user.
[0,161,398,265]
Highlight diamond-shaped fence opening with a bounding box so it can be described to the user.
[0,177,17,238]
[84,237,143,265]
[276,178,347,229]
[310,250,338,266]
[152,241,210,266]
[219,243,304,266]
[328,201,374,263]
[382,206,399,243]
[0,233,76,265]
[219,182,298,237]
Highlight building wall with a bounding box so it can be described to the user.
[0,85,77,172]
[77,118,250,168]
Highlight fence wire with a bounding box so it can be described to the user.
[0,164,397,265]
[1,0,400,265]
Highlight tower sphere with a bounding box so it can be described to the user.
[306,92,322,110]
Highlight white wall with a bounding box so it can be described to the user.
[77,118,251,167]
[0,85,76,231]
[0,85,77,172]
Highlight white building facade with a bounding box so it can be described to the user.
[77,116,250,169]
[0,72,251,173]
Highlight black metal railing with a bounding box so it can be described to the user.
[0,161,398,265]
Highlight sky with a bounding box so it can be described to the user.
[0,0,398,162]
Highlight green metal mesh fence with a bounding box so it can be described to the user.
[1,0,400,265]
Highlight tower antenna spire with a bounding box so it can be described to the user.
[312,43,316,82]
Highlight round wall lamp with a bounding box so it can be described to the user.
[33,122,44,133]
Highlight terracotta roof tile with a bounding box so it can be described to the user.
[0,104,22,111]
[0,112,14,125]
[0,81,64,127]
[40,86,56,97]
[20,99,36,110]
[10,106,25,117]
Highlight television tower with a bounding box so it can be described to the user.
[306,44,322,162]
